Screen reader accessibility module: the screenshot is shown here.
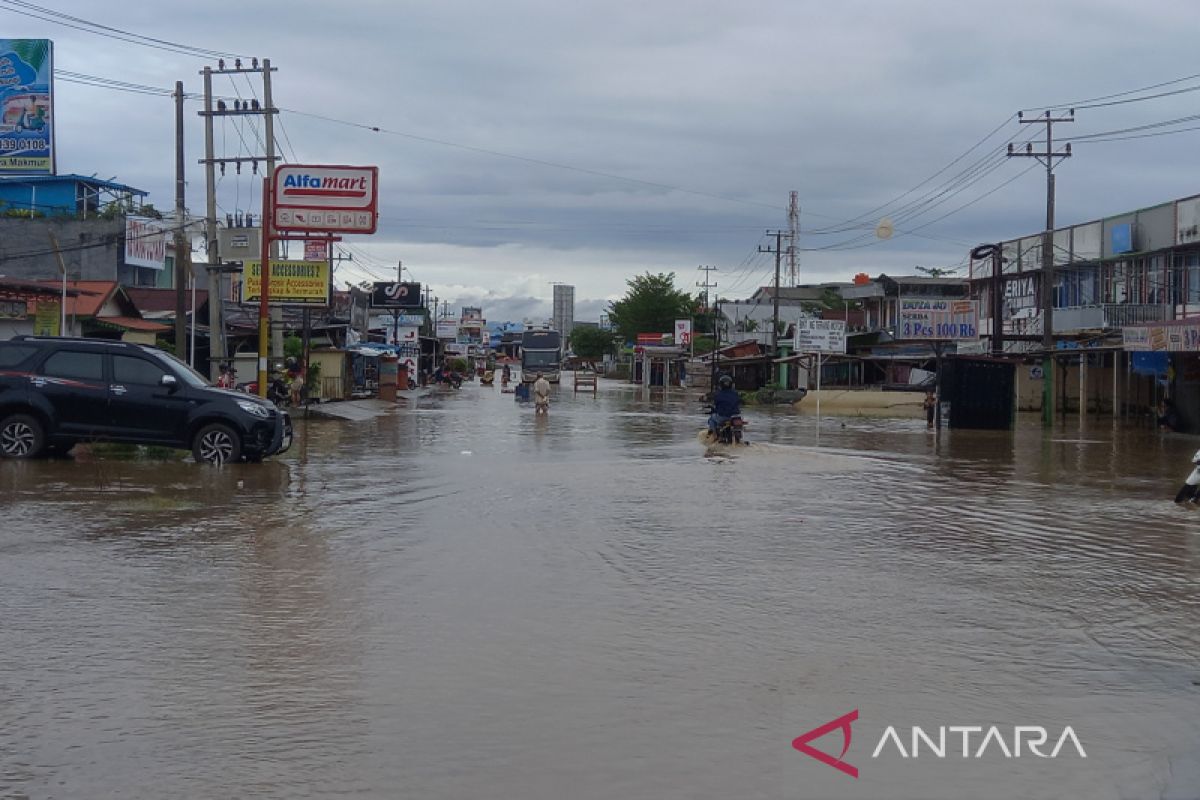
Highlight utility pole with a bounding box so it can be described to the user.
[201,66,222,378]
[760,231,786,382]
[1008,109,1073,427]
[261,59,283,361]
[173,81,187,360]
[697,264,718,325]
[787,191,800,287]
[698,265,718,388]
[198,57,278,377]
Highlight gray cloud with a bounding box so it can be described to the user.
[17,0,1200,321]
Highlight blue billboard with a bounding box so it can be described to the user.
[0,39,54,174]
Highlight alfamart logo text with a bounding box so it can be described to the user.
[792,710,1087,779]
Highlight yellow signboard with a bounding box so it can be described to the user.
[241,260,330,305]
[33,300,59,335]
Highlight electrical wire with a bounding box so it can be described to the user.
[805,115,1020,235]
[1062,113,1200,143]
[1072,123,1200,145]
[1023,71,1200,114]
[278,108,786,213]
[0,0,246,59]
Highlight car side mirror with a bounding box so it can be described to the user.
[160,374,178,391]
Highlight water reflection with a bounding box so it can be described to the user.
[1,383,1198,799]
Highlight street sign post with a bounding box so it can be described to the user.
[794,318,847,434]
[256,165,378,398]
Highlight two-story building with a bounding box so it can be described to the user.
[968,192,1200,420]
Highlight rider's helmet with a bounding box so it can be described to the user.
[718,374,734,390]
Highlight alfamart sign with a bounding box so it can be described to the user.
[272,165,379,234]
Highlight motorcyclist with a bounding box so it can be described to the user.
[708,374,741,434]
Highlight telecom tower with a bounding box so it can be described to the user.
[788,190,799,287]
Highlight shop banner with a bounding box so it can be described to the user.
[370,281,422,308]
[0,39,53,174]
[1123,323,1200,352]
[0,298,28,319]
[898,298,978,340]
[241,259,331,305]
[124,216,168,270]
[33,300,58,335]
[674,319,692,347]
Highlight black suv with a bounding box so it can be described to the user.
[0,336,292,464]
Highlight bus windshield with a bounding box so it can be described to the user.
[522,350,560,368]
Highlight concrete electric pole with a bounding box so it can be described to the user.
[198,58,279,378]
[173,81,188,360]
[1008,109,1073,427]
[760,231,788,382]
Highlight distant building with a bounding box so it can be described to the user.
[552,283,575,337]
[0,174,180,289]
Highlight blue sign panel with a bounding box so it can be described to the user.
[0,39,53,174]
[1111,223,1133,254]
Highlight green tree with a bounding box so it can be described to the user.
[284,334,303,360]
[607,272,698,343]
[692,335,716,355]
[569,326,618,368]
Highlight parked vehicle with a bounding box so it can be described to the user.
[0,336,291,464]
[520,328,562,383]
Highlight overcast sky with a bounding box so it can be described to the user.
[7,0,1200,323]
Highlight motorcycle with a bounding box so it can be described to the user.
[1174,448,1200,504]
[704,406,745,445]
[237,375,291,407]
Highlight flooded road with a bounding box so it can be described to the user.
[2,379,1199,799]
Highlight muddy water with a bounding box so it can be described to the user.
[1,380,1198,800]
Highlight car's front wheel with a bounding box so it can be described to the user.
[0,413,46,459]
[192,422,242,465]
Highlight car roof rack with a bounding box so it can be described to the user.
[9,335,138,348]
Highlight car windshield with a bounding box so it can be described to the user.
[147,349,210,388]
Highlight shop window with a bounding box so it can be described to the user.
[1186,254,1200,303]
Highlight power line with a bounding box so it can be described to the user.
[1070,123,1200,145]
[1022,71,1200,114]
[278,108,786,213]
[0,0,247,59]
[1062,113,1200,143]
[805,115,1020,234]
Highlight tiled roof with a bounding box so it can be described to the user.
[93,315,170,333]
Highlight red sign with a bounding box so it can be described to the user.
[303,239,328,261]
[273,165,379,234]
[637,332,667,345]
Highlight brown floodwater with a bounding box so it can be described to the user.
[1,379,1198,800]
